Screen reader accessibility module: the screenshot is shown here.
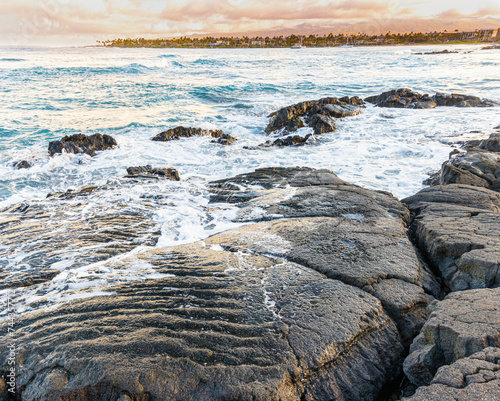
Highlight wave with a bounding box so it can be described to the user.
[0,58,25,62]
[158,54,178,59]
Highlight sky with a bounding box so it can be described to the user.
[0,0,499,46]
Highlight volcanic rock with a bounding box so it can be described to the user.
[403,184,500,291]
[152,126,225,141]
[48,133,117,156]
[402,347,500,400]
[265,96,364,136]
[403,288,500,387]
[125,165,180,181]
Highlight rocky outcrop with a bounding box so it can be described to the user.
[365,88,500,108]
[125,165,180,180]
[403,289,500,387]
[152,126,225,141]
[0,167,442,401]
[403,347,500,400]
[257,134,312,148]
[211,133,237,145]
[265,96,364,136]
[403,184,500,291]
[425,133,500,191]
[413,49,459,55]
[48,133,117,156]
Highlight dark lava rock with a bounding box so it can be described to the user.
[264,134,312,147]
[0,167,441,401]
[403,289,500,387]
[403,185,500,291]
[365,89,500,108]
[402,347,500,400]
[364,88,437,109]
[48,133,117,157]
[152,126,224,141]
[413,49,459,55]
[211,133,237,145]
[425,133,500,191]
[125,165,180,181]
[265,96,364,136]
[12,160,32,169]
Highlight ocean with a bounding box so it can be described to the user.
[1,44,500,238]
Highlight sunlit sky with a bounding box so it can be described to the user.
[1,0,499,46]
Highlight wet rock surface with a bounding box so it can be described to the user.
[256,134,312,148]
[125,165,180,181]
[211,133,237,145]
[0,167,444,401]
[365,88,500,108]
[413,49,459,55]
[403,185,500,291]
[265,96,364,136]
[425,133,500,191]
[12,160,32,169]
[152,126,225,141]
[403,289,500,387]
[48,133,118,156]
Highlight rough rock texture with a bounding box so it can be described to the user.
[152,126,225,141]
[425,133,500,191]
[364,88,437,109]
[265,96,364,136]
[0,181,162,289]
[211,133,237,145]
[209,168,440,345]
[48,133,118,157]
[403,184,500,291]
[0,167,441,401]
[402,347,500,401]
[125,165,180,181]
[365,88,500,108]
[403,289,500,387]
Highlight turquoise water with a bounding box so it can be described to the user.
[1,45,500,205]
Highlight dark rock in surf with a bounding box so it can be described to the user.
[48,133,117,157]
[265,96,364,136]
[211,133,237,145]
[12,160,32,169]
[413,49,459,55]
[258,134,312,148]
[125,165,180,181]
[364,88,437,109]
[152,126,225,141]
[423,133,500,191]
[365,88,500,108]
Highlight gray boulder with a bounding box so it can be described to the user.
[125,165,180,180]
[403,289,500,387]
[404,185,500,291]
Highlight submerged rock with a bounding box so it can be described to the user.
[0,167,441,401]
[12,160,32,169]
[257,134,312,148]
[125,165,180,180]
[365,88,500,108]
[152,126,225,141]
[265,96,364,136]
[413,49,459,55]
[48,133,117,156]
[403,184,500,291]
[211,133,237,145]
[403,288,500,387]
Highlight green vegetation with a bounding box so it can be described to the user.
[99,29,499,48]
